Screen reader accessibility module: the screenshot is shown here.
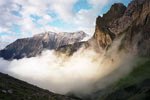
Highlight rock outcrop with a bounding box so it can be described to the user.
[93,0,150,56]
[56,41,90,55]
[56,0,150,57]
[85,0,150,99]
[121,0,150,56]
[93,3,126,49]
[0,31,87,60]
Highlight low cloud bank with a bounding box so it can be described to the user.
[0,38,136,95]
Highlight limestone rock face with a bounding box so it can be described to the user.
[93,3,126,49]
[120,0,150,56]
[93,0,150,56]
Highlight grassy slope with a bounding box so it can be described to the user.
[116,58,150,88]
[97,58,150,100]
[0,72,77,100]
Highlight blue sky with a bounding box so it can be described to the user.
[0,0,131,47]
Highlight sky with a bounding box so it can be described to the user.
[0,0,131,48]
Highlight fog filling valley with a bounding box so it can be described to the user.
[0,38,136,95]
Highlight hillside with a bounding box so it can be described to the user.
[0,72,79,100]
[86,58,150,100]
[0,59,149,100]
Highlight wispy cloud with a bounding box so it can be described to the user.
[0,37,135,95]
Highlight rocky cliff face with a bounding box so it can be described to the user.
[93,3,126,49]
[57,0,150,57]
[0,31,87,60]
[121,0,150,56]
[86,0,150,99]
[93,0,150,56]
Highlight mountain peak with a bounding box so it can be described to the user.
[102,3,126,23]
[93,0,150,56]
[0,31,88,60]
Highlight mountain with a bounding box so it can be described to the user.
[58,0,150,99]
[92,0,150,56]
[2,0,149,59]
[0,72,80,100]
[86,0,150,99]
[0,0,149,99]
[59,0,150,57]
[93,3,126,49]
[0,31,88,60]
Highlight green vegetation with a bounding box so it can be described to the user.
[98,58,150,100]
[116,58,150,88]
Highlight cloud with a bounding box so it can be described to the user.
[0,1,21,32]
[0,37,136,96]
[49,0,78,22]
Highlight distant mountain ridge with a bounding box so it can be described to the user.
[0,31,88,60]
